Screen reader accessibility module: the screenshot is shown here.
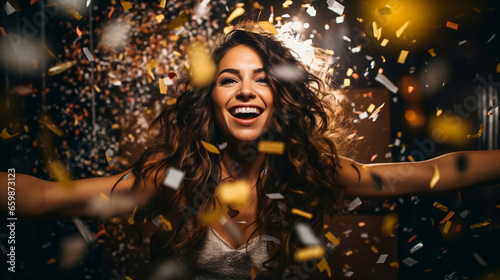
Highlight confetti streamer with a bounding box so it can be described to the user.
[439,211,454,224]
[467,123,484,138]
[0,128,20,140]
[317,257,332,278]
[257,141,285,154]
[446,21,458,30]
[107,6,115,18]
[369,102,385,120]
[76,25,82,37]
[376,254,388,264]
[167,12,188,30]
[250,266,258,280]
[120,1,133,10]
[68,8,83,20]
[291,208,313,219]
[375,73,398,93]
[347,197,362,211]
[158,215,173,231]
[294,246,325,261]
[327,0,344,15]
[410,242,423,254]
[217,180,251,206]
[200,140,220,154]
[325,231,340,246]
[162,167,185,190]
[396,21,410,38]
[266,193,284,199]
[469,221,489,229]
[397,50,409,64]
[433,202,449,212]
[48,61,76,76]
[429,164,440,189]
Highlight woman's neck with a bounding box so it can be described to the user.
[220,141,265,183]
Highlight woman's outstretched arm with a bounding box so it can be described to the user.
[337,150,500,197]
[0,169,159,218]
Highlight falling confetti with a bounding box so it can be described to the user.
[250,266,258,280]
[159,0,166,8]
[446,21,459,30]
[397,50,409,64]
[469,221,489,229]
[467,123,484,138]
[120,1,133,10]
[128,206,138,225]
[266,193,285,199]
[443,220,451,234]
[186,41,216,87]
[347,197,362,211]
[261,235,280,244]
[317,257,332,278]
[294,246,325,261]
[48,61,77,76]
[433,202,449,212]
[375,73,398,93]
[376,254,388,264]
[68,8,83,20]
[396,21,410,38]
[410,242,423,254]
[428,48,437,57]
[159,78,167,94]
[167,12,188,30]
[162,167,185,190]
[0,128,20,140]
[429,164,440,189]
[59,235,87,271]
[439,211,454,224]
[257,141,285,154]
[76,25,82,37]
[325,231,340,246]
[217,180,251,206]
[402,257,418,267]
[291,208,313,219]
[200,140,220,154]
[327,0,344,15]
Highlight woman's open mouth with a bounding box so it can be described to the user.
[230,106,262,119]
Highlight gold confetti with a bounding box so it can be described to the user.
[282,0,293,8]
[389,261,399,268]
[294,246,325,261]
[146,60,159,80]
[367,104,376,113]
[397,50,409,64]
[200,140,220,154]
[381,213,398,236]
[380,39,389,47]
[250,266,259,280]
[372,21,382,40]
[99,192,110,202]
[440,211,454,224]
[258,21,278,34]
[48,61,76,76]
[155,14,165,23]
[436,108,443,116]
[48,160,73,189]
[343,78,351,87]
[497,63,500,73]
[429,164,440,189]
[443,220,451,234]
[166,12,188,30]
[68,8,82,20]
[257,141,285,154]
[469,221,489,229]
[46,258,56,264]
[291,208,313,219]
[158,215,173,231]
[159,0,166,8]
[217,180,251,206]
[226,7,245,24]
[167,98,177,105]
[0,128,20,140]
[446,21,458,30]
[120,0,132,10]
[396,21,410,38]
[128,206,137,225]
[186,41,216,87]
[433,202,448,212]
[407,155,415,162]
[159,78,167,94]
[94,84,101,93]
[467,123,484,138]
[325,231,340,246]
[317,257,332,278]
[371,245,379,254]
[428,48,436,57]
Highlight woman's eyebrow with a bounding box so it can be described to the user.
[217,67,266,77]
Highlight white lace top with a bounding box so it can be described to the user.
[190,228,275,279]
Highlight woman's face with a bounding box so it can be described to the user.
[212,45,274,142]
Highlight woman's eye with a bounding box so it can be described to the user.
[257,77,269,84]
[220,78,238,85]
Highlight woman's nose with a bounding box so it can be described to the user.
[237,80,256,99]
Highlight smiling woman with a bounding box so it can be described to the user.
[1,21,500,280]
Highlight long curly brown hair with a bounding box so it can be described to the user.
[123,22,346,276]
